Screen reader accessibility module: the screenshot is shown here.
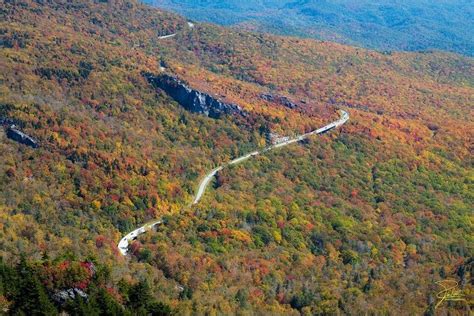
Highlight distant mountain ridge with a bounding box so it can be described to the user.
[147,0,474,56]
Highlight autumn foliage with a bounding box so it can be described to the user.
[0,0,472,314]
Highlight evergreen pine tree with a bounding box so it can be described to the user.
[14,257,57,315]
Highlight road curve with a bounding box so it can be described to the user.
[118,110,349,255]
[193,166,224,206]
[118,220,163,255]
[193,110,349,204]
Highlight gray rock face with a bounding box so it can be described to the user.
[6,125,39,148]
[260,93,298,109]
[145,73,247,119]
[52,288,88,304]
[0,116,17,126]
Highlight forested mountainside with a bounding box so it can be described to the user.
[147,0,474,56]
[1,0,473,314]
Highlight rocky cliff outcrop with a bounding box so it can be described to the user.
[0,116,18,126]
[6,125,39,148]
[145,73,247,119]
[260,93,298,109]
[53,288,88,305]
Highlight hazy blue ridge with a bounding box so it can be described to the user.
[144,0,474,56]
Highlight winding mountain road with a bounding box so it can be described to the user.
[118,110,349,255]
[157,20,195,40]
[118,220,163,255]
[193,110,349,204]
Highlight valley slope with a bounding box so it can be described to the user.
[0,0,473,314]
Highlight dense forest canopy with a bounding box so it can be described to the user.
[0,0,472,314]
[148,0,474,56]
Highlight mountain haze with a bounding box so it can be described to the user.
[148,0,474,56]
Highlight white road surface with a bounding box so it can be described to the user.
[158,21,195,40]
[118,220,163,255]
[158,33,177,40]
[192,110,349,205]
[117,109,349,255]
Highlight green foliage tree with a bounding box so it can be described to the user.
[13,257,57,315]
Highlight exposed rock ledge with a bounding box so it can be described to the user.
[0,116,18,126]
[260,93,298,109]
[6,125,39,148]
[145,73,247,119]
